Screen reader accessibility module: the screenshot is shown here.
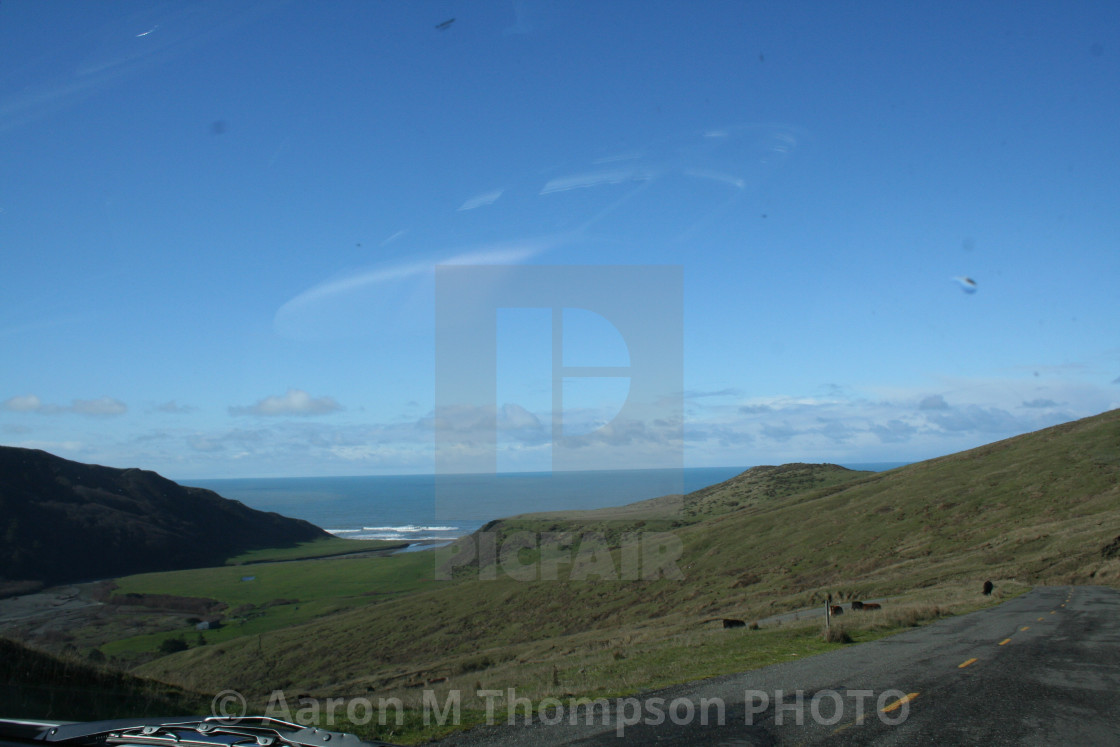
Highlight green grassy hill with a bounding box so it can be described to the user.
[463,462,873,553]
[129,409,1120,720]
[0,637,208,721]
[99,550,448,660]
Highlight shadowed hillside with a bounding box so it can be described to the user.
[0,637,209,720]
[0,447,328,595]
[132,410,1120,705]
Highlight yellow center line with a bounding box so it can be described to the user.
[1020,626,1029,631]
[959,657,978,668]
[881,692,919,713]
[1038,617,1044,621]
[999,638,1012,646]
[1051,611,1057,615]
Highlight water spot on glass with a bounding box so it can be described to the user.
[954,276,977,294]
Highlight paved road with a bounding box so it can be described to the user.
[434,586,1120,745]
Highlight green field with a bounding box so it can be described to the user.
[224,537,405,565]
[116,550,439,603]
[101,550,446,656]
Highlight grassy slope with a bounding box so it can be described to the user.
[129,410,1119,733]
[481,463,871,545]
[0,637,209,721]
[100,551,445,657]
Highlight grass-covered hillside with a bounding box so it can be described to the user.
[0,637,209,721]
[131,409,1120,720]
[97,550,448,661]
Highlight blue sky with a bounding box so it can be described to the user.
[2,0,1118,478]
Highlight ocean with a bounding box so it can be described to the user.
[188,463,906,544]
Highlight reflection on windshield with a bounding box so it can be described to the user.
[2,0,1119,740]
[3,3,1116,477]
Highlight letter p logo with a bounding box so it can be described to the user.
[434,265,682,517]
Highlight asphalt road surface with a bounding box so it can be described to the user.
[434,586,1120,745]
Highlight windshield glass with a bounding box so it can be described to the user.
[5,1,1115,477]
[2,0,1118,742]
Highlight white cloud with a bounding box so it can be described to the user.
[1021,398,1059,409]
[871,419,919,443]
[380,229,408,247]
[540,170,646,195]
[682,388,742,400]
[2,394,42,412]
[457,189,504,211]
[676,374,1116,467]
[188,436,224,452]
[918,394,949,410]
[282,244,544,310]
[924,405,1020,433]
[71,396,128,417]
[154,400,196,414]
[2,394,126,416]
[498,403,544,432]
[761,421,798,442]
[425,403,546,439]
[273,239,553,340]
[13,439,85,453]
[329,444,381,460]
[126,420,435,477]
[230,389,342,417]
[39,373,1114,479]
